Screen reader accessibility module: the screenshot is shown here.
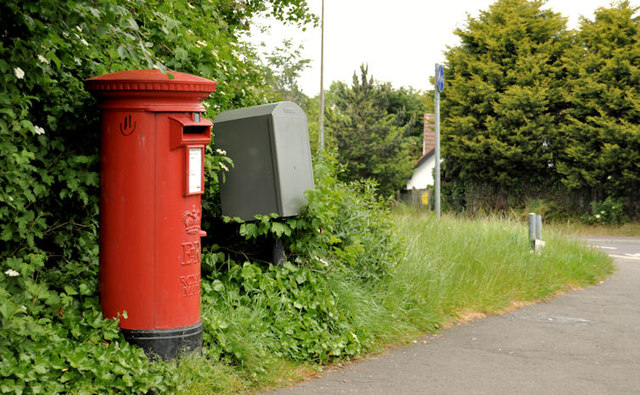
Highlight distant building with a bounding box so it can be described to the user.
[399,114,435,207]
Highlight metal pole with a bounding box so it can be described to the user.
[529,212,536,249]
[434,64,441,219]
[318,0,325,151]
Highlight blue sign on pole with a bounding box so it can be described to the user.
[436,64,445,93]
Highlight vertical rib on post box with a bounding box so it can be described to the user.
[85,70,216,360]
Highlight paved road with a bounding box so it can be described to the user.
[268,237,640,395]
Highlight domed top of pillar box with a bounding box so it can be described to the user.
[85,69,217,112]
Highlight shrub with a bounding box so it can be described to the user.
[582,197,627,225]
[198,152,404,371]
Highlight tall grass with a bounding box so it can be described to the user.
[292,207,614,356]
[382,207,613,327]
[328,206,615,351]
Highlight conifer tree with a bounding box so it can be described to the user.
[441,0,569,207]
[326,65,416,197]
[557,1,640,204]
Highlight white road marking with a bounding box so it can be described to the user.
[597,246,617,250]
[609,254,640,261]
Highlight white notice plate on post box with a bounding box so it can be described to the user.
[187,147,203,195]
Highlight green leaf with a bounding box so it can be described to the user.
[127,18,139,31]
[212,280,224,292]
[155,62,167,74]
[117,45,127,59]
[283,261,298,272]
[64,285,78,296]
[270,222,291,237]
[174,47,188,61]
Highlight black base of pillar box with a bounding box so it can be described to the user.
[121,322,202,360]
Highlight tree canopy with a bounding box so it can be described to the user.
[441,0,639,215]
[557,1,640,203]
[325,65,426,198]
[442,0,569,196]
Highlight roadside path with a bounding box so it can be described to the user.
[267,237,640,394]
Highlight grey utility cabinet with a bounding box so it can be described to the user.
[213,101,315,221]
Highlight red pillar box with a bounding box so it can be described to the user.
[85,70,216,359]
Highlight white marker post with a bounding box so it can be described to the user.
[434,64,444,219]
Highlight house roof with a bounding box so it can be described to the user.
[414,148,435,169]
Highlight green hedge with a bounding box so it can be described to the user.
[0,1,321,392]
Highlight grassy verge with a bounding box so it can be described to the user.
[175,208,614,394]
[386,207,614,321]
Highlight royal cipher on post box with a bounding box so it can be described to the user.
[85,69,216,359]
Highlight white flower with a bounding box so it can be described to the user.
[8,196,13,202]
[80,38,89,46]
[20,305,27,311]
[203,102,210,108]
[34,125,45,135]
[4,269,19,277]
[196,40,207,48]
[220,163,229,171]
[38,55,49,64]
[76,25,82,33]
[600,210,605,214]
[607,175,612,180]
[14,67,24,79]
[216,148,227,155]
[595,214,601,219]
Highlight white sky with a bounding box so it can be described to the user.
[246,0,630,96]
